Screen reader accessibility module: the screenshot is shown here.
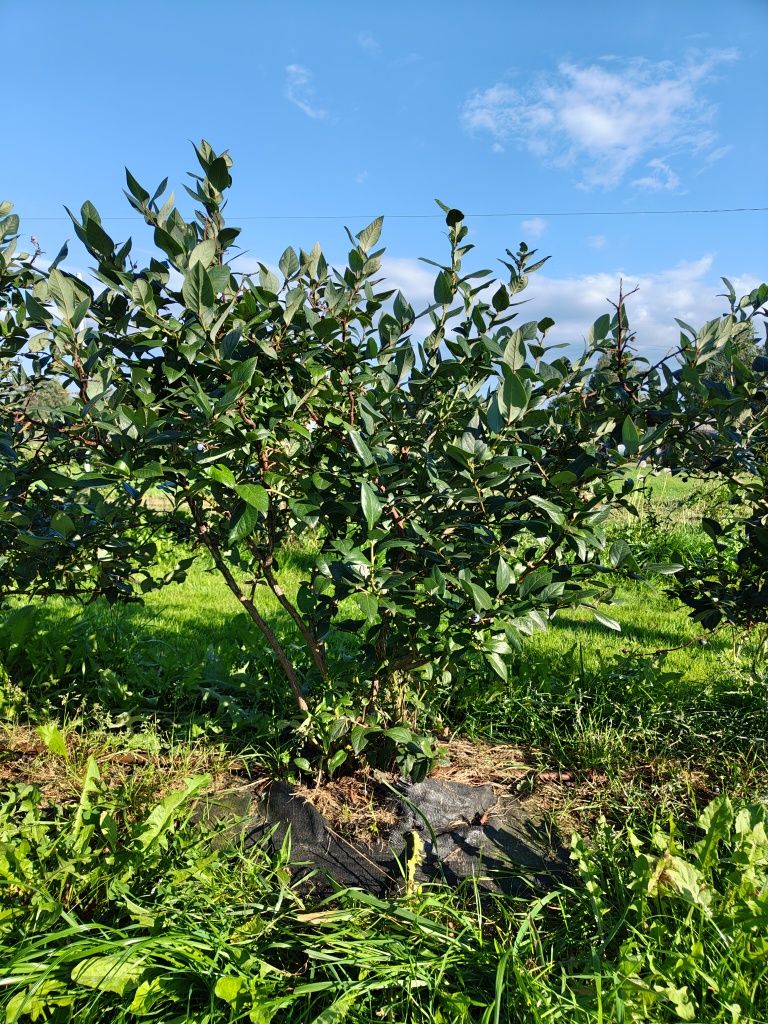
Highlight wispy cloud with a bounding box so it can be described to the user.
[461,51,736,189]
[521,216,547,238]
[285,64,327,120]
[391,52,421,67]
[357,31,379,52]
[631,158,680,192]
[703,144,733,165]
[588,234,607,250]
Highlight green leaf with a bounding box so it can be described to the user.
[278,246,299,279]
[327,749,348,775]
[648,851,712,910]
[153,223,183,259]
[499,366,528,422]
[621,416,640,455]
[348,428,375,467]
[207,464,236,487]
[360,480,383,531]
[228,503,261,545]
[696,795,734,869]
[214,976,246,1005]
[231,356,259,387]
[528,495,565,526]
[36,723,68,757]
[259,265,280,294]
[234,483,269,513]
[307,990,358,1024]
[484,651,508,681]
[208,265,231,294]
[182,261,215,319]
[0,213,19,241]
[496,556,513,595]
[72,954,147,995]
[355,592,379,622]
[644,562,683,575]
[50,511,76,537]
[156,190,175,226]
[662,985,696,1021]
[350,723,372,753]
[433,269,454,305]
[131,278,156,311]
[459,577,494,611]
[188,238,217,269]
[587,313,611,344]
[133,774,210,851]
[385,726,413,745]
[125,168,150,203]
[356,216,383,252]
[492,285,509,312]
[78,205,115,258]
[47,268,76,320]
[207,156,232,191]
[592,610,621,632]
[71,756,101,841]
[283,285,305,325]
[393,291,414,324]
[502,331,526,372]
[608,539,631,569]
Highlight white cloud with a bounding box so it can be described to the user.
[631,158,680,191]
[588,234,607,249]
[380,257,436,306]
[376,255,761,360]
[357,31,379,52]
[521,216,547,238]
[461,51,736,189]
[285,64,328,120]
[521,259,763,360]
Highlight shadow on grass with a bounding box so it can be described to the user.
[0,588,320,748]
[547,611,729,654]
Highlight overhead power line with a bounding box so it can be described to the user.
[16,205,768,222]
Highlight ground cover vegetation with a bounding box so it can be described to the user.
[1,143,767,1021]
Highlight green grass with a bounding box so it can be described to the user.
[2,757,767,1022]
[2,472,768,1022]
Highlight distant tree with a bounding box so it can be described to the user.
[704,319,759,387]
[24,380,71,421]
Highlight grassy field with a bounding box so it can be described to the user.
[2,473,767,1022]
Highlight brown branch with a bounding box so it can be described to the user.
[70,348,90,405]
[186,497,308,712]
[625,620,730,659]
[236,398,257,431]
[259,557,328,681]
[607,281,639,395]
[516,533,566,584]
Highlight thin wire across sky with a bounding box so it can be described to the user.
[17,206,768,222]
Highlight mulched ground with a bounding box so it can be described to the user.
[0,726,609,839]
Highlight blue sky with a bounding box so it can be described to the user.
[4,0,766,357]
